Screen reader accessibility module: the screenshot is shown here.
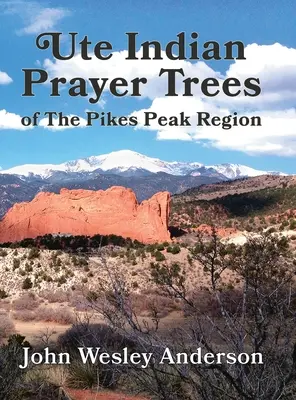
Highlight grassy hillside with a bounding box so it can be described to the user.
[171,184,296,231]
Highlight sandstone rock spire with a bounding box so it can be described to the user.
[0,186,171,244]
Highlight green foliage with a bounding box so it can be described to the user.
[150,262,185,290]
[289,219,296,230]
[154,250,166,262]
[67,359,99,389]
[0,233,146,251]
[24,263,33,273]
[0,289,8,299]
[0,335,29,398]
[56,275,67,285]
[187,255,193,266]
[146,243,157,253]
[71,256,88,267]
[0,334,66,399]
[8,334,31,348]
[13,258,20,270]
[27,247,40,259]
[167,245,181,254]
[22,277,33,290]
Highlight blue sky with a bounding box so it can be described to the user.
[0,0,296,172]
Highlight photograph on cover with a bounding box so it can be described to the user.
[0,0,295,399]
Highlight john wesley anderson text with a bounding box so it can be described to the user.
[19,347,263,369]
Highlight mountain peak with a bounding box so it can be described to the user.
[0,150,285,179]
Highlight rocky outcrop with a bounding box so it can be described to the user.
[0,187,171,244]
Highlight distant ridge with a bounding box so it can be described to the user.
[0,149,285,179]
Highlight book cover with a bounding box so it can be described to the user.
[0,1,295,399]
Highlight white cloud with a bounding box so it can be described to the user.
[131,96,296,156]
[126,43,296,156]
[1,1,70,35]
[0,71,12,84]
[194,108,296,156]
[217,43,296,109]
[39,114,88,131]
[0,109,32,130]
[6,39,296,156]
[19,7,70,35]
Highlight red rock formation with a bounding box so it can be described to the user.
[0,187,171,244]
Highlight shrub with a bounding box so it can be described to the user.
[22,277,33,290]
[56,258,62,267]
[27,247,40,259]
[58,323,136,355]
[15,381,67,400]
[70,295,92,312]
[0,312,15,339]
[0,335,30,398]
[67,359,99,389]
[12,258,20,270]
[56,275,67,285]
[25,263,33,272]
[12,310,36,322]
[0,249,8,257]
[86,291,98,302]
[58,324,135,389]
[12,293,39,311]
[38,289,70,303]
[290,219,296,230]
[146,244,157,253]
[154,251,166,262]
[72,256,88,267]
[35,306,74,324]
[187,255,193,266]
[131,292,180,317]
[0,289,8,299]
[167,245,181,254]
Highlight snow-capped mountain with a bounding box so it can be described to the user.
[0,150,285,179]
[205,163,283,180]
[0,150,201,178]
